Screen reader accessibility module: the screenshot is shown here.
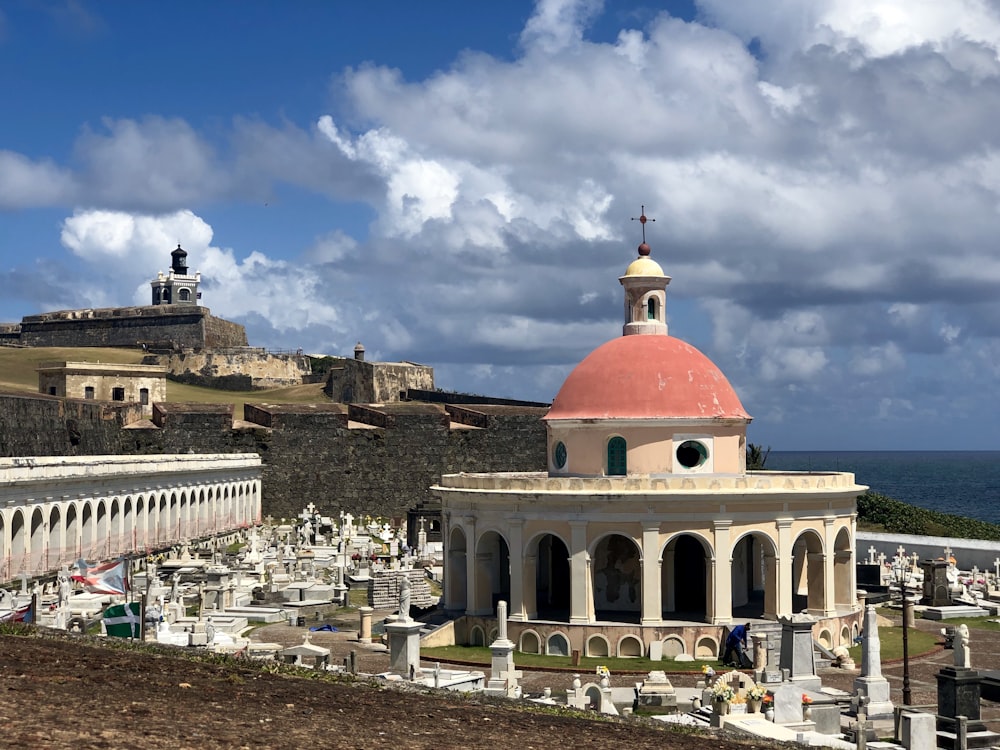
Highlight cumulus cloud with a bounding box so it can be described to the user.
[10,0,1000,445]
[0,151,75,208]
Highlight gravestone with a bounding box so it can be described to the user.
[857,564,882,588]
[385,618,423,678]
[935,666,1000,748]
[853,604,894,718]
[771,682,804,724]
[634,670,677,715]
[901,711,936,750]
[922,560,951,607]
[778,615,821,690]
[484,601,522,698]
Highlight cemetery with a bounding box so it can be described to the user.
[6,499,1000,749]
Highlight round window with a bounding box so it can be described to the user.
[676,440,708,469]
[553,441,567,469]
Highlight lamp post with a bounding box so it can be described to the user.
[892,554,913,705]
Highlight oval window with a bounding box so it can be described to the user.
[553,441,567,469]
[676,440,708,469]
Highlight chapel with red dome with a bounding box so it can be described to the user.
[433,217,865,664]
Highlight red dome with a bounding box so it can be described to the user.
[545,335,751,421]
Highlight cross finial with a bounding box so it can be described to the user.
[631,205,655,243]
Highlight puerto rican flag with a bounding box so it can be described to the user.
[73,559,128,596]
[0,603,32,623]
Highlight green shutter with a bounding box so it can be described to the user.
[607,436,627,476]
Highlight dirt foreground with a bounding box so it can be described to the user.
[0,631,767,750]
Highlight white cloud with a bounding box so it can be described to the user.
[12,1,1000,446]
[0,151,74,208]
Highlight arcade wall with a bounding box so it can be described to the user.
[0,393,547,521]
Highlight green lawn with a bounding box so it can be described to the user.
[847,625,940,663]
[420,644,722,673]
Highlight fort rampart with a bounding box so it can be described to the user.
[7,305,247,349]
[0,393,547,521]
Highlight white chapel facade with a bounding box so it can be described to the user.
[434,226,866,659]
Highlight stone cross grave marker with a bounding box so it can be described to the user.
[868,546,878,564]
[911,552,919,572]
[943,544,953,560]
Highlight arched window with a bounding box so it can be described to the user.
[179,288,191,301]
[647,297,657,320]
[607,436,627,476]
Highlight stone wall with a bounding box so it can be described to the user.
[12,305,247,350]
[0,393,547,522]
[324,358,434,403]
[149,349,312,390]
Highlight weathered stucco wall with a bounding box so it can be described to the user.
[0,393,547,521]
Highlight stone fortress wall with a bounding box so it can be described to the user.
[3,305,248,350]
[147,349,312,390]
[0,392,548,523]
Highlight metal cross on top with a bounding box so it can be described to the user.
[631,205,656,243]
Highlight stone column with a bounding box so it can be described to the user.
[521,553,538,620]
[823,517,838,614]
[569,520,591,624]
[712,520,733,625]
[507,519,525,621]
[640,521,662,625]
[358,606,373,644]
[463,517,477,617]
[776,519,793,617]
[807,552,827,614]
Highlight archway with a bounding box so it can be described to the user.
[65,504,79,560]
[446,525,467,613]
[731,532,778,620]
[29,507,46,573]
[792,530,826,613]
[10,510,26,574]
[530,533,570,621]
[833,526,853,610]
[592,533,641,622]
[664,534,709,621]
[474,530,510,616]
[49,505,64,568]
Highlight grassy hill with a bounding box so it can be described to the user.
[0,346,332,414]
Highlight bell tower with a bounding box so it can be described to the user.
[619,208,670,336]
[151,244,201,306]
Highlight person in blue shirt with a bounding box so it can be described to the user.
[721,622,751,667]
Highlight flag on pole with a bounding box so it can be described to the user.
[103,602,141,638]
[73,559,128,595]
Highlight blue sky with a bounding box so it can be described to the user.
[3,0,1000,451]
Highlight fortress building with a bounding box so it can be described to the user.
[37,361,167,419]
[0,245,246,350]
[151,244,201,306]
[434,225,867,660]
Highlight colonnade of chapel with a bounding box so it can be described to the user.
[443,513,856,625]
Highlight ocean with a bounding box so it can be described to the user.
[767,451,1000,525]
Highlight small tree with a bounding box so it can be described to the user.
[746,443,771,470]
